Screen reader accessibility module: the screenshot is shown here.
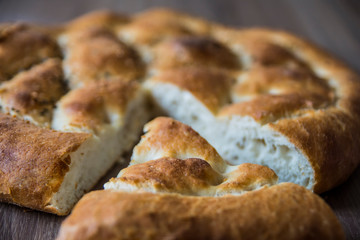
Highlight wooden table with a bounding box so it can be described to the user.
[0,0,360,239]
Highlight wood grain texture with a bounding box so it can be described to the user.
[0,0,359,239]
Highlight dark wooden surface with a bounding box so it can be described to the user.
[0,0,360,239]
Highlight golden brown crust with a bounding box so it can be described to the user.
[0,113,90,214]
[64,27,144,88]
[57,79,140,131]
[132,117,226,172]
[57,183,345,240]
[110,157,277,196]
[219,163,278,192]
[112,157,223,195]
[219,93,330,124]
[269,109,360,193]
[0,58,66,126]
[119,117,278,195]
[153,36,240,70]
[151,67,233,113]
[232,65,334,100]
[213,27,360,116]
[0,24,61,81]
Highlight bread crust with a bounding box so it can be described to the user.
[114,157,224,194]
[0,59,66,126]
[0,113,90,214]
[0,24,61,81]
[57,183,345,240]
[131,117,226,171]
[56,79,140,131]
[114,117,278,195]
[63,27,144,87]
[151,67,234,113]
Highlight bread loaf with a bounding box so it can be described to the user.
[1,8,359,215]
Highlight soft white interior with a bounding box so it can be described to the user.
[144,82,218,136]
[217,116,314,188]
[145,82,315,190]
[104,181,143,193]
[49,91,149,213]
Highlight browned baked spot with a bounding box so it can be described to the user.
[220,93,331,124]
[219,163,278,191]
[65,27,145,87]
[242,40,296,66]
[152,67,234,113]
[0,59,66,125]
[0,113,90,213]
[114,157,223,194]
[111,157,278,195]
[153,36,240,70]
[0,24,61,81]
[234,65,333,98]
[59,79,139,130]
[57,184,345,240]
[133,117,226,172]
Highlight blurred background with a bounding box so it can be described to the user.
[0,0,360,72]
[0,0,359,239]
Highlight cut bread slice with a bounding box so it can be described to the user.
[0,79,149,215]
[0,113,90,214]
[105,117,278,196]
[49,80,149,214]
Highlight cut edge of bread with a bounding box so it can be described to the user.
[48,89,149,214]
[145,81,315,190]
